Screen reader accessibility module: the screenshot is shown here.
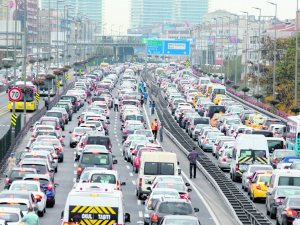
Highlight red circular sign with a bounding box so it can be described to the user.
[8,87,22,102]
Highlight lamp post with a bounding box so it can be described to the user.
[253,7,262,94]
[56,0,65,68]
[63,4,73,66]
[224,16,231,81]
[267,1,278,99]
[232,14,239,84]
[213,18,218,74]
[241,11,249,88]
[295,0,299,107]
[22,0,28,122]
[218,17,224,77]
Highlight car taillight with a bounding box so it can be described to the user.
[222,157,226,162]
[180,193,190,199]
[56,125,60,130]
[123,130,128,134]
[72,134,77,138]
[109,143,112,151]
[48,184,53,190]
[63,222,68,225]
[275,198,285,203]
[139,178,142,187]
[77,167,82,173]
[56,147,62,153]
[151,214,158,222]
[116,181,120,190]
[285,208,298,217]
[273,158,278,164]
[5,178,9,184]
[235,164,239,171]
[132,150,137,155]
[34,194,42,200]
[256,184,261,190]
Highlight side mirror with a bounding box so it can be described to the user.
[124,213,131,223]
[62,135,65,138]
[113,159,118,164]
[121,182,126,186]
[61,210,64,219]
[194,208,200,212]
[178,168,182,175]
[177,161,180,165]
[264,181,269,187]
[54,183,59,187]
[187,188,192,192]
[50,169,54,173]
[69,131,72,134]
[185,182,190,187]
[146,187,151,191]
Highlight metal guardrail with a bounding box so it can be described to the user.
[142,70,273,225]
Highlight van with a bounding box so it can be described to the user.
[136,152,180,199]
[61,189,130,225]
[230,134,270,182]
[267,169,300,194]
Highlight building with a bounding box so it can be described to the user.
[130,0,209,28]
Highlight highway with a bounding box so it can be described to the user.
[0,73,241,225]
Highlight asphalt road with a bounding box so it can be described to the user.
[0,75,241,225]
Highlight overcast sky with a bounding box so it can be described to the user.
[104,0,297,34]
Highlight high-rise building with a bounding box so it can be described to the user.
[39,0,102,29]
[130,0,209,28]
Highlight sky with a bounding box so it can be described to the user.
[103,0,297,34]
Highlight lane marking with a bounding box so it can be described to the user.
[138,211,143,218]
[126,165,130,170]
[129,172,133,177]
[137,200,141,205]
[73,171,77,175]
[132,180,136,185]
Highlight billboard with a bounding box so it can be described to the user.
[146,39,190,55]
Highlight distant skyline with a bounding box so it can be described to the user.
[103,0,297,34]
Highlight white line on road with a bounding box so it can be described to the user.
[129,172,133,177]
[138,211,143,218]
[73,171,77,175]
[132,180,136,185]
[137,200,141,205]
[126,165,130,170]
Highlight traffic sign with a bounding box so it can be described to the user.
[164,40,190,55]
[66,73,69,81]
[56,80,61,89]
[11,113,17,126]
[146,39,164,55]
[8,88,22,102]
[35,92,40,103]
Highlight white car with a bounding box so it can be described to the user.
[294,218,300,225]
[134,130,154,143]
[9,180,47,217]
[0,207,24,225]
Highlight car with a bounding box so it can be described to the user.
[242,165,273,191]
[159,215,201,225]
[22,151,58,173]
[270,150,296,168]
[69,127,93,148]
[151,181,192,200]
[4,168,37,190]
[122,121,144,141]
[143,188,180,225]
[9,180,47,217]
[217,147,233,171]
[276,195,300,225]
[79,134,112,152]
[19,159,55,182]
[266,186,300,219]
[249,172,272,202]
[0,207,24,225]
[148,198,199,225]
[277,156,300,169]
[23,174,57,207]
[134,130,154,143]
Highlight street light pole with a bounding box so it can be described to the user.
[213,18,217,74]
[267,1,277,99]
[241,11,249,88]
[22,0,28,122]
[218,17,224,76]
[253,7,262,94]
[232,14,239,84]
[224,16,231,81]
[295,0,299,107]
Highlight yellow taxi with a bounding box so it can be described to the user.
[249,171,272,202]
[211,112,223,127]
[245,113,263,127]
[250,115,265,130]
[192,93,205,107]
[213,94,226,105]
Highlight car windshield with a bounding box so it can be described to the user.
[0,203,27,212]
[46,112,62,118]
[159,202,193,214]
[164,219,199,225]
[90,174,116,184]
[207,132,224,139]
[135,131,152,137]
[268,140,284,150]
[81,153,110,166]
[10,170,34,179]
[10,183,38,192]
[277,188,300,197]
[21,164,47,174]
[227,119,240,125]
[278,177,300,186]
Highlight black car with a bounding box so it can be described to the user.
[4,168,37,189]
[276,195,300,225]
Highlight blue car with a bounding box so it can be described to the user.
[277,156,300,169]
[23,174,57,207]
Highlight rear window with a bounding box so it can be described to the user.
[252,131,273,137]
[158,202,193,214]
[46,112,62,118]
[277,188,300,197]
[144,162,174,175]
[10,170,35,179]
[0,212,19,222]
[21,164,46,174]
[90,174,116,184]
[267,140,284,151]
[10,183,38,192]
[278,177,300,186]
[0,203,27,212]
[86,137,110,148]
[258,176,271,183]
[81,153,110,166]
[194,118,210,125]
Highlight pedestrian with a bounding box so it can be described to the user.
[44,98,49,110]
[151,101,155,115]
[22,206,40,225]
[151,118,159,140]
[140,94,144,105]
[7,153,16,172]
[188,147,199,179]
[114,97,119,112]
[143,81,147,92]
[159,124,164,142]
[143,91,148,104]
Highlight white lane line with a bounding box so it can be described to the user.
[73,171,77,175]
[138,211,143,218]
[137,200,141,205]
[116,138,119,142]
[132,180,136,185]
[129,172,133,177]
[119,148,122,152]
[181,171,221,225]
[73,178,76,183]
[73,163,77,167]
[126,165,130,170]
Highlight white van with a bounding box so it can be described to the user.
[61,189,130,225]
[230,134,270,182]
[267,169,300,194]
[136,152,180,199]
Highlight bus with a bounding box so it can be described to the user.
[36,73,57,97]
[8,81,37,112]
[286,116,300,155]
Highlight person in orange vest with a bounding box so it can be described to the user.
[151,118,159,140]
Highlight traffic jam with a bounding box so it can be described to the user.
[1,61,300,225]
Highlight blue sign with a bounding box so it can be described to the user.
[146,39,190,55]
[164,40,190,55]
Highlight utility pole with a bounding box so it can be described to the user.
[253,7,262,94]
[213,18,217,74]
[22,0,28,123]
[225,16,231,81]
[219,17,224,76]
[241,11,249,88]
[232,14,239,84]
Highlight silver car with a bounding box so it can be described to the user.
[217,148,233,171]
